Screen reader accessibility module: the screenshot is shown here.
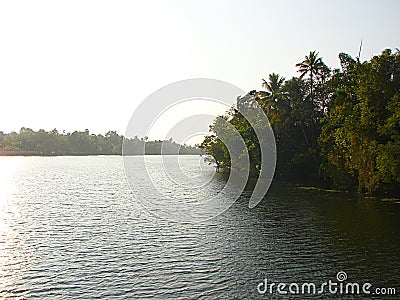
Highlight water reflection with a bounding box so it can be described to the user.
[0,156,398,298]
[0,158,30,298]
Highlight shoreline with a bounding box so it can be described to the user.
[0,153,202,157]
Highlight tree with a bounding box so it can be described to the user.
[202,49,400,194]
[262,73,286,101]
[319,49,400,194]
[296,51,326,102]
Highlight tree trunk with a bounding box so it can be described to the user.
[300,122,311,148]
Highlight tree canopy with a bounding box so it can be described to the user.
[0,129,201,156]
[201,49,400,196]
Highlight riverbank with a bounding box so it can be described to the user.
[0,151,202,156]
[0,150,95,156]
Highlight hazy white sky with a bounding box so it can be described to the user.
[1,0,399,135]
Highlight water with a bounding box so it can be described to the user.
[0,156,399,299]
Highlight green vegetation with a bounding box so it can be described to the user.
[0,129,200,155]
[201,49,400,196]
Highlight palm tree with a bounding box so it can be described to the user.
[296,51,325,101]
[260,73,286,111]
[259,73,292,132]
[262,73,285,101]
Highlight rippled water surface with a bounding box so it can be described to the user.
[0,156,399,299]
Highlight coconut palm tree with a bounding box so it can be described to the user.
[262,73,285,101]
[296,51,325,101]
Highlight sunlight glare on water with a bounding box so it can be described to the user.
[0,156,398,299]
[0,157,31,299]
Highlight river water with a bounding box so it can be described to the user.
[0,156,399,299]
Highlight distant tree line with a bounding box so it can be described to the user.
[0,128,201,155]
[201,49,400,196]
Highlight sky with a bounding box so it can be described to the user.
[0,0,399,137]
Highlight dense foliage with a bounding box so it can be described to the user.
[0,128,200,155]
[201,49,400,195]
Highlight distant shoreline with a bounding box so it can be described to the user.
[0,151,201,157]
[0,128,202,157]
